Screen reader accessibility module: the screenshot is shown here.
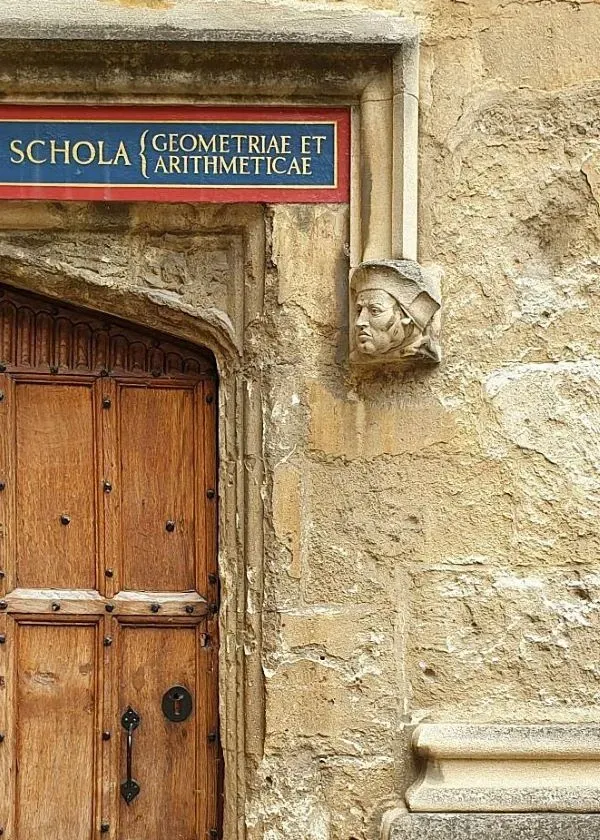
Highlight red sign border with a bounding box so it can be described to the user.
[0,105,350,204]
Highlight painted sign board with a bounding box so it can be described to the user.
[0,106,350,203]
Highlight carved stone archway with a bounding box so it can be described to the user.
[0,201,266,840]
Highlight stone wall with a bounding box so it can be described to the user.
[255,2,600,838]
[1,2,599,839]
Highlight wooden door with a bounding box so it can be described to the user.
[0,284,220,840]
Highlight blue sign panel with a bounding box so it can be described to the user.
[0,106,350,203]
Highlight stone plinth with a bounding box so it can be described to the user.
[406,723,600,812]
[385,812,600,840]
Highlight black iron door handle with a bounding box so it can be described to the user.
[120,706,141,804]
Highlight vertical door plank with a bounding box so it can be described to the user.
[15,622,98,840]
[199,380,221,834]
[101,612,120,840]
[119,385,196,593]
[98,378,119,600]
[118,625,198,840]
[193,382,208,597]
[202,379,219,596]
[15,382,97,590]
[94,616,107,840]
[0,373,16,593]
[0,613,12,839]
[197,623,219,839]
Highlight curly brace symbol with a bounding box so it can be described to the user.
[139,129,149,179]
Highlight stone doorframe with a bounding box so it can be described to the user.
[0,7,422,838]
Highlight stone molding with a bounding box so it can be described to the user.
[0,1,418,44]
[406,723,600,813]
[384,810,600,840]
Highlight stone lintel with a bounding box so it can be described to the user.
[406,723,600,812]
[386,812,600,840]
[0,1,418,44]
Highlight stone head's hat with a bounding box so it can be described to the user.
[351,259,441,331]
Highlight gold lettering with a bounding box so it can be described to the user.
[9,139,24,164]
[287,157,301,176]
[265,136,280,155]
[252,156,266,175]
[154,156,168,174]
[198,135,217,154]
[313,136,327,154]
[168,155,181,174]
[269,156,287,175]
[230,134,246,154]
[49,140,70,165]
[152,133,167,153]
[72,141,96,166]
[247,136,261,154]
[179,134,197,153]
[97,140,111,166]
[112,141,132,167]
[219,157,237,175]
[204,156,218,174]
[302,156,312,176]
[27,140,48,165]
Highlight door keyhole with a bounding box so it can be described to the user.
[162,685,193,722]
[173,691,183,718]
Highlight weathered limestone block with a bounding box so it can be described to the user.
[307,381,458,460]
[264,657,397,755]
[410,566,600,720]
[272,205,347,328]
[483,361,600,566]
[406,724,600,812]
[320,757,397,840]
[280,605,395,662]
[272,463,303,581]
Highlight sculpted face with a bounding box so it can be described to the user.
[354,289,410,355]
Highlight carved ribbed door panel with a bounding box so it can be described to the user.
[0,284,219,840]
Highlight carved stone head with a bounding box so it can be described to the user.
[350,259,442,365]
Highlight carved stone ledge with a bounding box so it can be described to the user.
[349,259,442,368]
[406,723,600,813]
[384,810,600,840]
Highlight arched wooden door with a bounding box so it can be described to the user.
[0,284,220,840]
